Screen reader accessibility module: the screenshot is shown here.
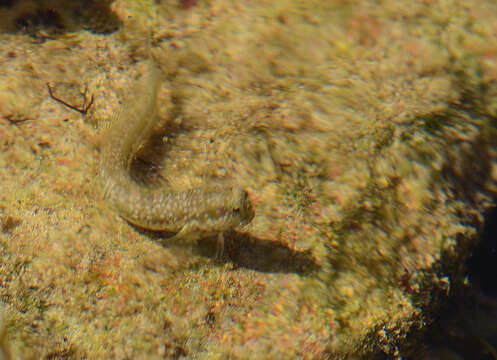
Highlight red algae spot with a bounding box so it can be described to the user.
[179,0,198,9]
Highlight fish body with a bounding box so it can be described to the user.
[100,61,254,241]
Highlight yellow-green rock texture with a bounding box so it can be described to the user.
[0,0,496,358]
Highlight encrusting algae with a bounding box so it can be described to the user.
[0,304,10,360]
[1,0,497,358]
[100,60,254,242]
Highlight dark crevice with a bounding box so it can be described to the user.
[0,0,14,8]
[468,206,497,297]
[0,0,121,36]
[409,205,497,359]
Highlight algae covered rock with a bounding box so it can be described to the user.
[0,304,11,360]
[0,0,496,358]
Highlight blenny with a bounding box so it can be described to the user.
[100,60,254,243]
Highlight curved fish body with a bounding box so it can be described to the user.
[100,61,254,241]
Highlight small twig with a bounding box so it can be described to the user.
[3,115,32,126]
[47,83,94,115]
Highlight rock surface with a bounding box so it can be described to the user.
[0,0,496,358]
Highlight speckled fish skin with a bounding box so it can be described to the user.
[100,60,254,240]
